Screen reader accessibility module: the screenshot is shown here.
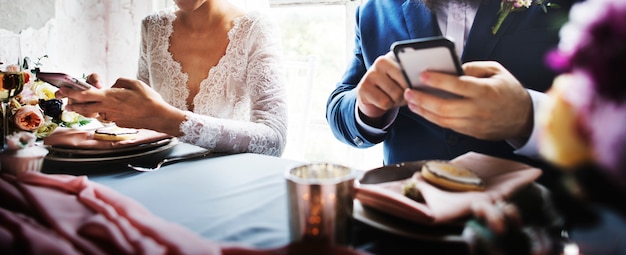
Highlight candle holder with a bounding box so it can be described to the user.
[285,162,356,246]
[0,35,24,152]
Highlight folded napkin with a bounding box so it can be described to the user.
[356,152,542,225]
[43,127,172,150]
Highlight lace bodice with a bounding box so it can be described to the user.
[138,9,287,156]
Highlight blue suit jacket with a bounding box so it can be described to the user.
[326,0,574,166]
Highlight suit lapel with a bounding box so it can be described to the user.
[462,0,512,61]
[402,0,440,39]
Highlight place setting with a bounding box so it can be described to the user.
[42,124,177,162]
[349,152,543,245]
[39,118,225,174]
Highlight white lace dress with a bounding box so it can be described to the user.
[137,9,287,157]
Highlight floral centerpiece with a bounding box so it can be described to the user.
[1,56,92,174]
[464,0,626,254]
[11,76,91,138]
[540,0,626,184]
[535,1,626,253]
[4,56,91,138]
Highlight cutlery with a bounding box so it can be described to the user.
[128,150,213,172]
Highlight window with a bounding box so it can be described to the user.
[153,0,383,170]
[268,1,383,170]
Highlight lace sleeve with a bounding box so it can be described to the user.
[179,14,288,157]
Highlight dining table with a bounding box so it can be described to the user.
[41,141,470,255]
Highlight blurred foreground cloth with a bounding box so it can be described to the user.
[0,172,221,255]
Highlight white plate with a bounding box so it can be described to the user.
[45,138,178,162]
[353,200,465,242]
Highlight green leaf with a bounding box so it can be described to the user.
[492,8,511,35]
[78,119,92,126]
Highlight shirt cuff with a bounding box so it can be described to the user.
[509,89,546,158]
[354,104,399,136]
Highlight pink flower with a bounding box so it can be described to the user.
[13,105,45,131]
[513,0,532,8]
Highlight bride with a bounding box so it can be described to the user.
[57,0,287,157]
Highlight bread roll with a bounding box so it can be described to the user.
[93,126,139,141]
[421,160,485,191]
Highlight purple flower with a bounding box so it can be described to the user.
[548,0,626,102]
[543,0,626,185]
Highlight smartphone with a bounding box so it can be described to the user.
[37,72,93,90]
[392,36,463,98]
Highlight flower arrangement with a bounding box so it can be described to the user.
[540,0,626,184]
[463,1,626,254]
[4,56,91,139]
[492,0,559,34]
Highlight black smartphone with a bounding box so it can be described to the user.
[37,72,93,90]
[391,36,464,99]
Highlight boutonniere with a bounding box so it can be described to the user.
[492,0,559,35]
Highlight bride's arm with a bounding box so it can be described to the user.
[178,14,287,157]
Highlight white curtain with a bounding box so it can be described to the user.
[229,0,270,11]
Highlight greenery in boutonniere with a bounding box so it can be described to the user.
[492,0,560,35]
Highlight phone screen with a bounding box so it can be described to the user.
[392,37,463,98]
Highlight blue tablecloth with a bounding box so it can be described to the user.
[42,142,470,254]
[44,143,303,249]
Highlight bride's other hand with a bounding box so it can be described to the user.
[53,73,105,119]
[85,73,104,89]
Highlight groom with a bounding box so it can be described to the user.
[325,0,577,177]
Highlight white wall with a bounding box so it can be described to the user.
[0,0,153,86]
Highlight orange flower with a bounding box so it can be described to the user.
[13,105,45,131]
[538,74,593,169]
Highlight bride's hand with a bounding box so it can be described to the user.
[66,78,185,134]
[85,73,104,89]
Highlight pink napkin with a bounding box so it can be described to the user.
[43,127,172,150]
[356,152,542,225]
[0,172,221,255]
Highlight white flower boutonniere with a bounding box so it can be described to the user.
[492,0,559,35]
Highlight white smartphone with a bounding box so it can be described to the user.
[37,72,93,90]
[392,36,463,99]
